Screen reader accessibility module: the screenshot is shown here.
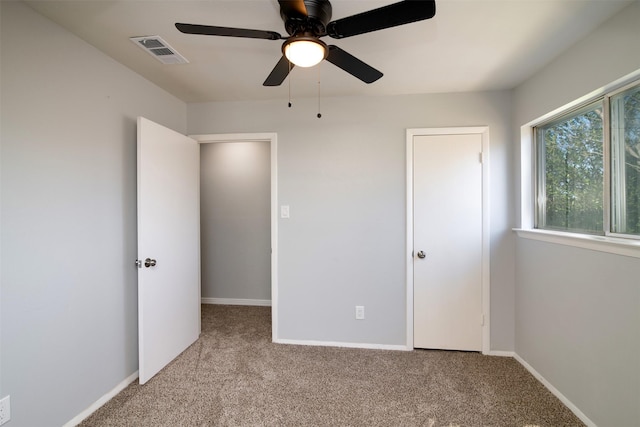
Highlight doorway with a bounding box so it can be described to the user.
[192,132,279,340]
[137,122,279,384]
[200,141,271,305]
[405,127,490,353]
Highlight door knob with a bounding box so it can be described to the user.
[144,258,157,267]
[416,251,426,259]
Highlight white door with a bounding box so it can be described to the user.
[137,117,200,384]
[413,133,483,351]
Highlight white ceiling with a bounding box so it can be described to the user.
[25,0,633,103]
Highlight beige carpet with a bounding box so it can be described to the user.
[80,305,584,426]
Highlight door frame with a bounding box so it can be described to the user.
[190,132,279,341]
[406,127,490,354]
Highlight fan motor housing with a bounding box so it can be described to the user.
[282,0,333,37]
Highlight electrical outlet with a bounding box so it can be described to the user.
[0,395,10,426]
[355,305,365,320]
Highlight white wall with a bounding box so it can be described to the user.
[188,91,515,350]
[513,2,640,425]
[200,142,271,301]
[0,2,187,426]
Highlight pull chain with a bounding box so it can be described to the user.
[317,63,322,118]
[288,60,292,108]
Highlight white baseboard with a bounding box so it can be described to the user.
[201,297,271,306]
[483,350,595,426]
[486,350,515,357]
[513,353,596,427]
[274,338,410,351]
[63,371,138,427]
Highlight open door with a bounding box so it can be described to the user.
[137,117,200,384]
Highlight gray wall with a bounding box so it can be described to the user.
[516,239,640,426]
[513,2,640,426]
[11,0,638,424]
[200,142,271,301]
[188,91,516,349]
[0,2,187,426]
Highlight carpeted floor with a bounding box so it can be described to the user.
[80,305,584,426]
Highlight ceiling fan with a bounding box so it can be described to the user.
[175,0,436,87]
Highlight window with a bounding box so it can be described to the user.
[534,80,640,238]
[611,84,640,236]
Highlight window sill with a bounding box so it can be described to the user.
[513,228,640,259]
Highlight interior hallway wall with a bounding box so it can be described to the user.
[0,2,187,426]
[200,142,271,302]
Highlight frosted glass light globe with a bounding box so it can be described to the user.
[284,39,326,68]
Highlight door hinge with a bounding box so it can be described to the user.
[481,314,485,326]
[479,152,483,164]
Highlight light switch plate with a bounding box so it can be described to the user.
[0,395,10,425]
[280,205,290,218]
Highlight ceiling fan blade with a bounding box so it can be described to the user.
[325,45,382,84]
[278,0,308,18]
[263,56,294,86]
[175,23,282,40]
[326,0,436,39]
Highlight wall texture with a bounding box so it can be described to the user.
[200,142,271,301]
[188,91,515,350]
[0,2,187,426]
[513,2,640,425]
[516,239,640,426]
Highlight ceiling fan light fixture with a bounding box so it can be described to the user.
[283,37,327,68]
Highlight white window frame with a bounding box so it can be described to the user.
[608,80,640,238]
[516,70,640,259]
[533,99,606,235]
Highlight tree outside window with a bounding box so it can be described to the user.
[534,80,640,238]
[537,103,604,234]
